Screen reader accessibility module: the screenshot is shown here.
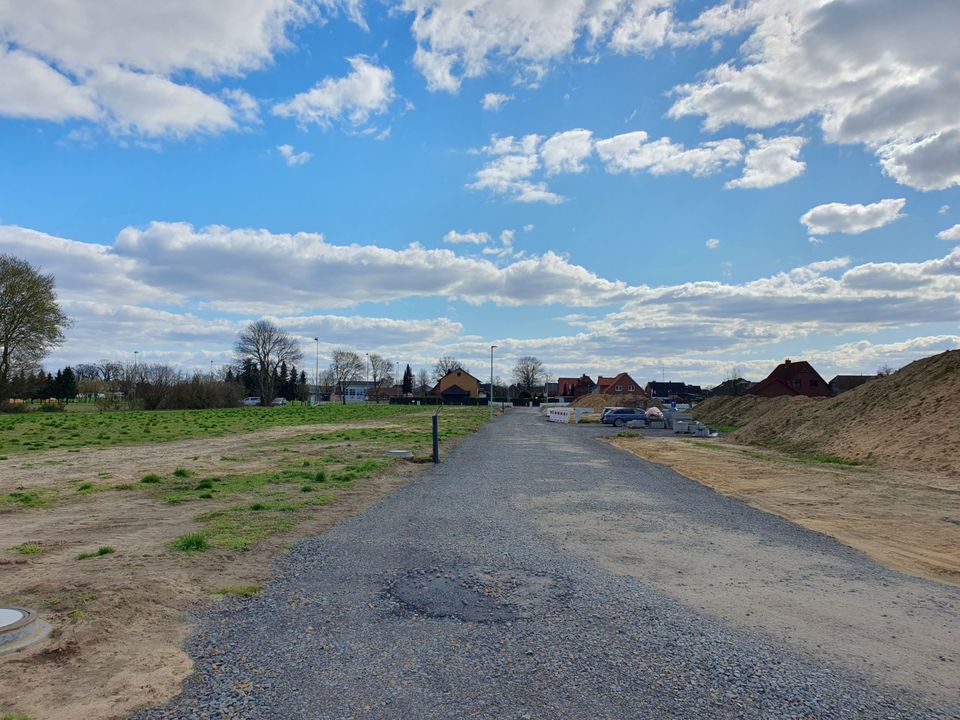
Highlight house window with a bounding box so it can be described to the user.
[615,384,622,391]
[810,380,819,387]
[628,385,635,391]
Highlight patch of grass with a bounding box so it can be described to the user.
[0,489,56,511]
[171,532,209,552]
[195,478,214,490]
[76,546,115,560]
[2,713,33,720]
[199,511,295,552]
[214,584,261,597]
[140,473,162,484]
[76,482,95,493]
[172,467,194,478]
[804,453,864,467]
[66,608,85,621]
[713,424,740,434]
[15,542,44,555]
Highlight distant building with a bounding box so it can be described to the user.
[342,380,377,403]
[646,381,705,403]
[829,374,878,395]
[706,378,754,397]
[557,374,596,400]
[747,359,833,398]
[433,368,481,400]
[597,372,644,396]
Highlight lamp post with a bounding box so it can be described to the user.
[490,345,497,420]
[313,337,319,405]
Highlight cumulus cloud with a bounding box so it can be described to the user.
[800,198,907,235]
[940,205,951,215]
[705,238,720,249]
[468,134,565,204]
[540,129,594,176]
[443,230,490,244]
[272,56,395,129]
[0,1,360,136]
[668,0,960,190]
[481,92,512,111]
[595,130,742,176]
[725,135,806,189]
[937,224,960,242]
[278,144,312,166]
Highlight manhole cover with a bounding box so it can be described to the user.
[387,566,571,623]
[0,607,52,655]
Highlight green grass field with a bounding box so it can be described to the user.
[0,403,448,456]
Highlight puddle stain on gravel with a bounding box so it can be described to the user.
[386,566,572,623]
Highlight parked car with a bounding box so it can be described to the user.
[602,408,648,427]
[271,397,288,406]
[599,406,625,421]
[242,396,261,406]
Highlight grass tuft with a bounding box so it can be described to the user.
[140,473,161,484]
[15,542,44,555]
[214,584,261,597]
[171,532,209,552]
[76,546,115,560]
[172,467,194,478]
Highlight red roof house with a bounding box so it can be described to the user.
[597,372,645,396]
[557,374,596,399]
[747,359,833,398]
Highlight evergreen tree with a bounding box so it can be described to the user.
[60,366,78,399]
[402,364,413,395]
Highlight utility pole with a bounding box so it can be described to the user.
[314,337,319,405]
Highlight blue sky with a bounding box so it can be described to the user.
[2,0,959,385]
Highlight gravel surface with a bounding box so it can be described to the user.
[138,409,959,719]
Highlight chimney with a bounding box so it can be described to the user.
[784,358,792,364]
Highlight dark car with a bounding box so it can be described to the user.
[601,408,647,427]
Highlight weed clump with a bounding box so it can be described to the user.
[172,467,194,478]
[172,532,209,551]
[16,543,44,555]
[214,584,261,597]
[77,546,115,560]
[140,473,162,484]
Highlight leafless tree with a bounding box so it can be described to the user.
[235,320,303,405]
[0,254,71,402]
[329,349,365,404]
[512,355,546,396]
[368,353,393,403]
[876,364,895,377]
[416,368,431,397]
[433,355,466,382]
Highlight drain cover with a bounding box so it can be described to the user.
[388,566,571,623]
[0,607,52,655]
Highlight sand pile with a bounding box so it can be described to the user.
[694,349,960,474]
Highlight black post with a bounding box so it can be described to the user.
[432,411,440,464]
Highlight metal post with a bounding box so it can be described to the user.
[314,337,319,405]
[432,411,440,464]
[490,345,497,420]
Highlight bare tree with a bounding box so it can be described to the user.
[368,353,393,403]
[234,320,303,405]
[876,364,895,377]
[329,349,364,404]
[416,368,431,397]
[512,355,546,396]
[0,254,72,403]
[433,355,466,382]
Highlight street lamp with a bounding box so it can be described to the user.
[314,337,319,406]
[490,345,497,420]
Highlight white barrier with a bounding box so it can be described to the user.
[548,407,576,424]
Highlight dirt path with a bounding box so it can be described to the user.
[0,421,423,720]
[608,436,960,585]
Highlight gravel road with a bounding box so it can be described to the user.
[139,408,960,719]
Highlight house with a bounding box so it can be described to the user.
[433,368,481,400]
[646,381,705,403]
[747,359,833,398]
[597,372,644,396]
[706,378,755,397]
[557,374,596,400]
[341,380,377,403]
[829,374,878,395]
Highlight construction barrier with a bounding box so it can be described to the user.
[548,407,577,424]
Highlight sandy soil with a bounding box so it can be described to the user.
[0,422,424,720]
[609,437,960,585]
[522,434,960,704]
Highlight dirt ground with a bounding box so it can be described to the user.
[0,421,433,720]
[609,436,960,585]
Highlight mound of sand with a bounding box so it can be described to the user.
[693,349,960,474]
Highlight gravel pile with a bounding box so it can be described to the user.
[137,409,958,719]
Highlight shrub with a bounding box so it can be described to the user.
[172,467,193,478]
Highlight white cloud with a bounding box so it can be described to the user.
[725,135,806,189]
[278,144,312,166]
[800,198,907,236]
[668,0,960,190]
[222,89,261,124]
[940,205,951,215]
[523,224,535,233]
[443,230,490,244]
[272,56,395,129]
[540,129,594,176]
[705,238,720,249]
[937,224,960,242]
[468,134,565,204]
[0,1,360,136]
[809,236,823,246]
[481,92,513,111]
[595,130,742,176]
